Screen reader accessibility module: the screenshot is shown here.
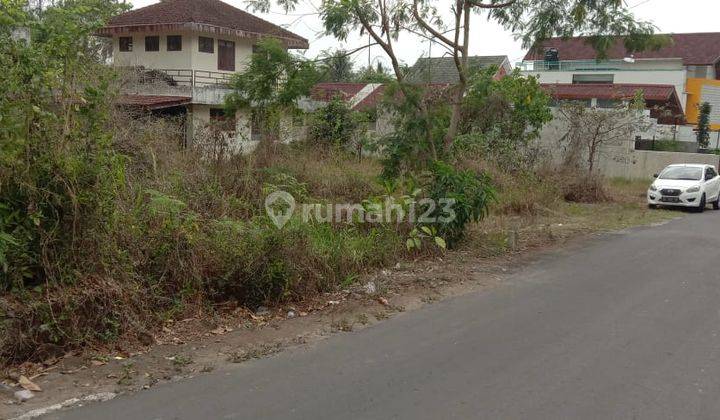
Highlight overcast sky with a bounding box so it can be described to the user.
[130,0,720,69]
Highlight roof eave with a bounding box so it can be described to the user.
[97,22,309,49]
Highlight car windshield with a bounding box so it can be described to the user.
[659,167,703,181]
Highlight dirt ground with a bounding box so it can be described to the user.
[1,194,680,419]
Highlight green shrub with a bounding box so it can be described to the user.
[308,96,364,149]
[426,161,495,247]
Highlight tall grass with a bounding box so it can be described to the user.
[0,113,404,365]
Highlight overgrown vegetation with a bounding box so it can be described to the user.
[1,0,671,366]
[0,3,400,365]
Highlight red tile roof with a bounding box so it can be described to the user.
[524,33,720,65]
[354,85,388,112]
[311,82,452,111]
[99,0,308,49]
[310,83,367,102]
[541,83,677,101]
[117,94,192,110]
[540,83,685,123]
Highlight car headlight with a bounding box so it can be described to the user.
[686,186,701,193]
[649,185,658,191]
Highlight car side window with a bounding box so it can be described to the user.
[706,168,717,180]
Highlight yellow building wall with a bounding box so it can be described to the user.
[686,78,720,130]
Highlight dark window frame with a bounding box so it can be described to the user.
[167,35,182,52]
[572,74,615,85]
[706,168,717,180]
[119,37,133,52]
[199,36,214,54]
[145,35,160,52]
[217,39,236,71]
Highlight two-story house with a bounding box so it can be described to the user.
[519,33,720,129]
[98,0,308,151]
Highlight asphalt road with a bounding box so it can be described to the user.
[45,212,720,420]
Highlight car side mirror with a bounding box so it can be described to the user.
[653,174,658,178]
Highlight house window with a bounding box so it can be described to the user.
[145,36,159,52]
[218,39,235,71]
[167,35,182,51]
[119,37,132,52]
[572,74,614,84]
[199,36,214,53]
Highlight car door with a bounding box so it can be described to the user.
[707,166,720,200]
[713,167,720,200]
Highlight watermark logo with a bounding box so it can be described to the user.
[265,190,456,228]
[264,190,296,228]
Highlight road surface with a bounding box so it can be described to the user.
[44,213,720,419]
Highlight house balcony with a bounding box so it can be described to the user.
[118,67,234,105]
[517,59,682,72]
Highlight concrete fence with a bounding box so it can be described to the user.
[598,149,720,180]
[537,108,720,180]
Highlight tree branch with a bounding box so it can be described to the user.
[353,3,404,81]
[412,0,457,48]
[466,0,517,8]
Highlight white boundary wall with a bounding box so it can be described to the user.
[537,108,720,180]
[599,149,719,180]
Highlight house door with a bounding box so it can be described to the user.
[218,40,235,71]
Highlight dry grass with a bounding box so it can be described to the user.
[460,176,675,257]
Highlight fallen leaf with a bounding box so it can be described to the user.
[378,297,389,306]
[19,375,42,392]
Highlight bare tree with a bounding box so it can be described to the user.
[558,99,650,175]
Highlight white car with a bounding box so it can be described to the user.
[647,164,720,212]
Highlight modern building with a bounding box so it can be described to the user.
[406,55,512,84]
[519,33,720,129]
[98,0,308,151]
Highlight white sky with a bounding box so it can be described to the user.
[129,0,720,69]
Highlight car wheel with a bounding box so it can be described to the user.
[713,195,720,210]
[697,194,706,213]
[648,204,657,209]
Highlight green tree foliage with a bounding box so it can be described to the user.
[225,38,321,141]
[380,83,449,177]
[308,96,363,149]
[455,68,552,167]
[319,49,356,82]
[0,0,128,289]
[697,102,712,149]
[355,62,394,83]
[462,68,552,138]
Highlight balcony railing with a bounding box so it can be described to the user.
[517,60,681,72]
[131,68,234,88]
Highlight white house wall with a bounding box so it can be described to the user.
[189,36,254,73]
[187,104,253,154]
[113,31,254,74]
[113,30,193,69]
